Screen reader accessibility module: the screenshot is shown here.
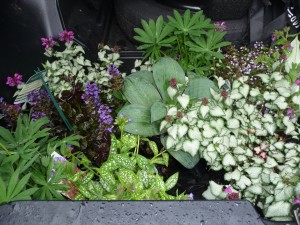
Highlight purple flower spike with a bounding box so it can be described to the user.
[107,64,121,78]
[41,37,56,49]
[59,30,75,44]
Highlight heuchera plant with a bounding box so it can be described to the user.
[160,36,300,220]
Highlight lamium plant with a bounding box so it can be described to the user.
[159,36,300,221]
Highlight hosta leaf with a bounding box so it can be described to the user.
[124,121,161,137]
[123,76,161,107]
[184,77,217,99]
[119,104,150,124]
[153,57,185,101]
[129,70,155,85]
[151,101,167,123]
[167,148,200,169]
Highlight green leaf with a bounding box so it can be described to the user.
[150,101,167,123]
[7,170,20,198]
[153,57,186,101]
[162,153,169,167]
[167,148,200,169]
[185,77,217,99]
[10,173,32,198]
[148,141,159,156]
[0,176,7,202]
[119,104,151,124]
[165,172,178,191]
[124,121,161,137]
[123,76,161,107]
[129,70,155,85]
[10,188,38,201]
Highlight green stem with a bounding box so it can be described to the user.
[0,142,11,155]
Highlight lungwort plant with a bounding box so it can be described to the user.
[134,9,230,75]
[63,116,189,200]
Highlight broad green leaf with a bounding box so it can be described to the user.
[167,148,200,169]
[129,70,155,85]
[151,101,167,123]
[124,121,161,137]
[123,76,161,107]
[285,36,300,73]
[153,57,185,101]
[119,104,151,124]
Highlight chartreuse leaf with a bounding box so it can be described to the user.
[165,172,178,191]
[123,76,161,107]
[153,57,186,101]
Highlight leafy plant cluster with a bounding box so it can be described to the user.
[119,57,216,138]
[0,115,81,204]
[43,40,124,100]
[158,37,300,220]
[58,116,189,200]
[134,9,230,76]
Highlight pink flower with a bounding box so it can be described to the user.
[294,198,300,204]
[254,146,261,154]
[295,78,300,86]
[214,21,227,32]
[224,187,233,194]
[260,142,268,150]
[260,152,267,159]
[41,37,56,49]
[225,187,240,200]
[59,30,74,44]
[6,73,23,87]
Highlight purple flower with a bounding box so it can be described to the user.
[107,64,121,78]
[6,73,23,87]
[59,30,74,44]
[214,21,227,32]
[54,156,67,163]
[188,193,194,200]
[294,198,300,204]
[81,82,99,104]
[271,34,276,43]
[27,90,41,105]
[286,108,296,120]
[295,78,300,86]
[67,144,74,151]
[41,37,56,49]
[98,104,113,125]
[31,111,47,121]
